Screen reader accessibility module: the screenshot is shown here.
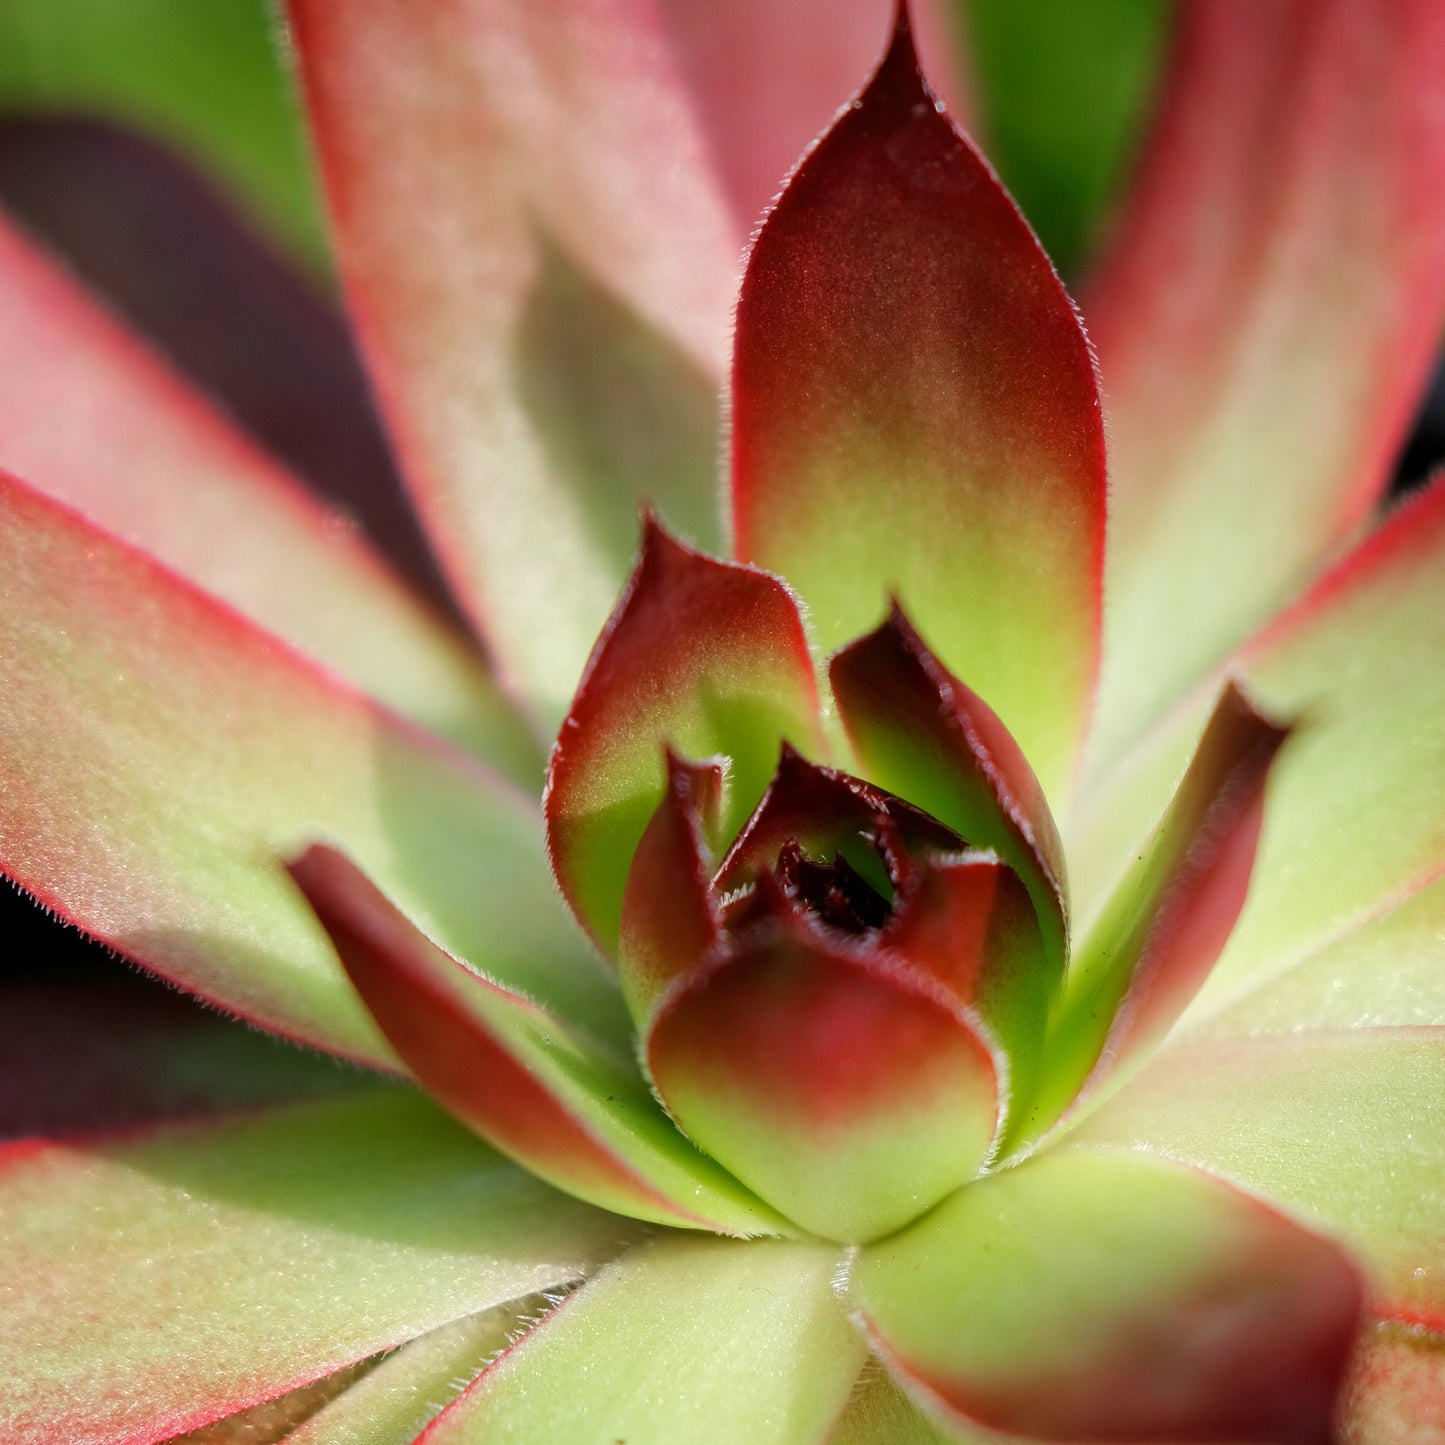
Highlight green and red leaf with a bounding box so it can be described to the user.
[1027,684,1288,1139]
[1075,1029,1445,1320]
[291,845,785,1236]
[1086,0,1445,763]
[647,883,999,1242]
[616,751,726,1027]
[831,604,1068,973]
[424,1235,865,1445]
[0,213,530,774]
[731,9,1106,799]
[851,1145,1362,1444]
[545,519,826,953]
[0,469,608,1067]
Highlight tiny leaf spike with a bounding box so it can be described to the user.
[731,5,1106,799]
[545,516,826,954]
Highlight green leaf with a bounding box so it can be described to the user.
[293,845,789,1235]
[282,1312,521,1445]
[730,11,1107,801]
[0,1092,633,1445]
[0,0,325,271]
[545,520,825,953]
[851,1144,1361,1444]
[1202,871,1445,1035]
[1025,684,1288,1141]
[425,1234,866,1445]
[958,0,1170,276]
[1073,1029,1445,1317]
[0,470,615,1068]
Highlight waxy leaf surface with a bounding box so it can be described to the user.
[292,845,785,1236]
[0,214,529,772]
[1087,0,1445,762]
[287,0,734,721]
[853,1145,1361,1444]
[732,13,1106,797]
[425,1235,866,1445]
[546,521,825,952]
[0,471,610,1066]
[0,1093,632,1445]
[1075,1029,1445,1319]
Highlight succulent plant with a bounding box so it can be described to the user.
[2,2,1443,1442]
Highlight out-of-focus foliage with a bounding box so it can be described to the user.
[0,0,327,272]
[959,0,1173,276]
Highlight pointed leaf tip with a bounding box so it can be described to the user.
[546,520,825,955]
[291,844,786,1236]
[732,17,1106,798]
[1030,682,1290,1140]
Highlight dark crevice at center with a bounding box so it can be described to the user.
[775,840,893,935]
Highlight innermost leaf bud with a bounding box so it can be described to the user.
[626,743,1032,1242]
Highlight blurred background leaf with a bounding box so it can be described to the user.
[957,0,1173,277]
[0,0,327,273]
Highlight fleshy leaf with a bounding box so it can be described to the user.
[711,743,963,903]
[1201,870,1445,1036]
[852,1144,1362,1444]
[883,855,1051,1139]
[830,603,1068,973]
[1086,0,1445,763]
[283,1312,521,1445]
[824,1369,961,1445]
[545,519,825,953]
[1026,683,1288,1140]
[1181,476,1445,1026]
[424,1234,866,1445]
[0,1092,632,1445]
[1074,1029,1445,1319]
[616,751,725,1027]
[0,213,532,774]
[0,469,614,1067]
[648,884,999,1242]
[286,0,735,721]
[291,845,786,1236]
[731,9,1106,799]
[1338,1317,1445,1445]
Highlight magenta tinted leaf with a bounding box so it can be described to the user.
[732,9,1106,798]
